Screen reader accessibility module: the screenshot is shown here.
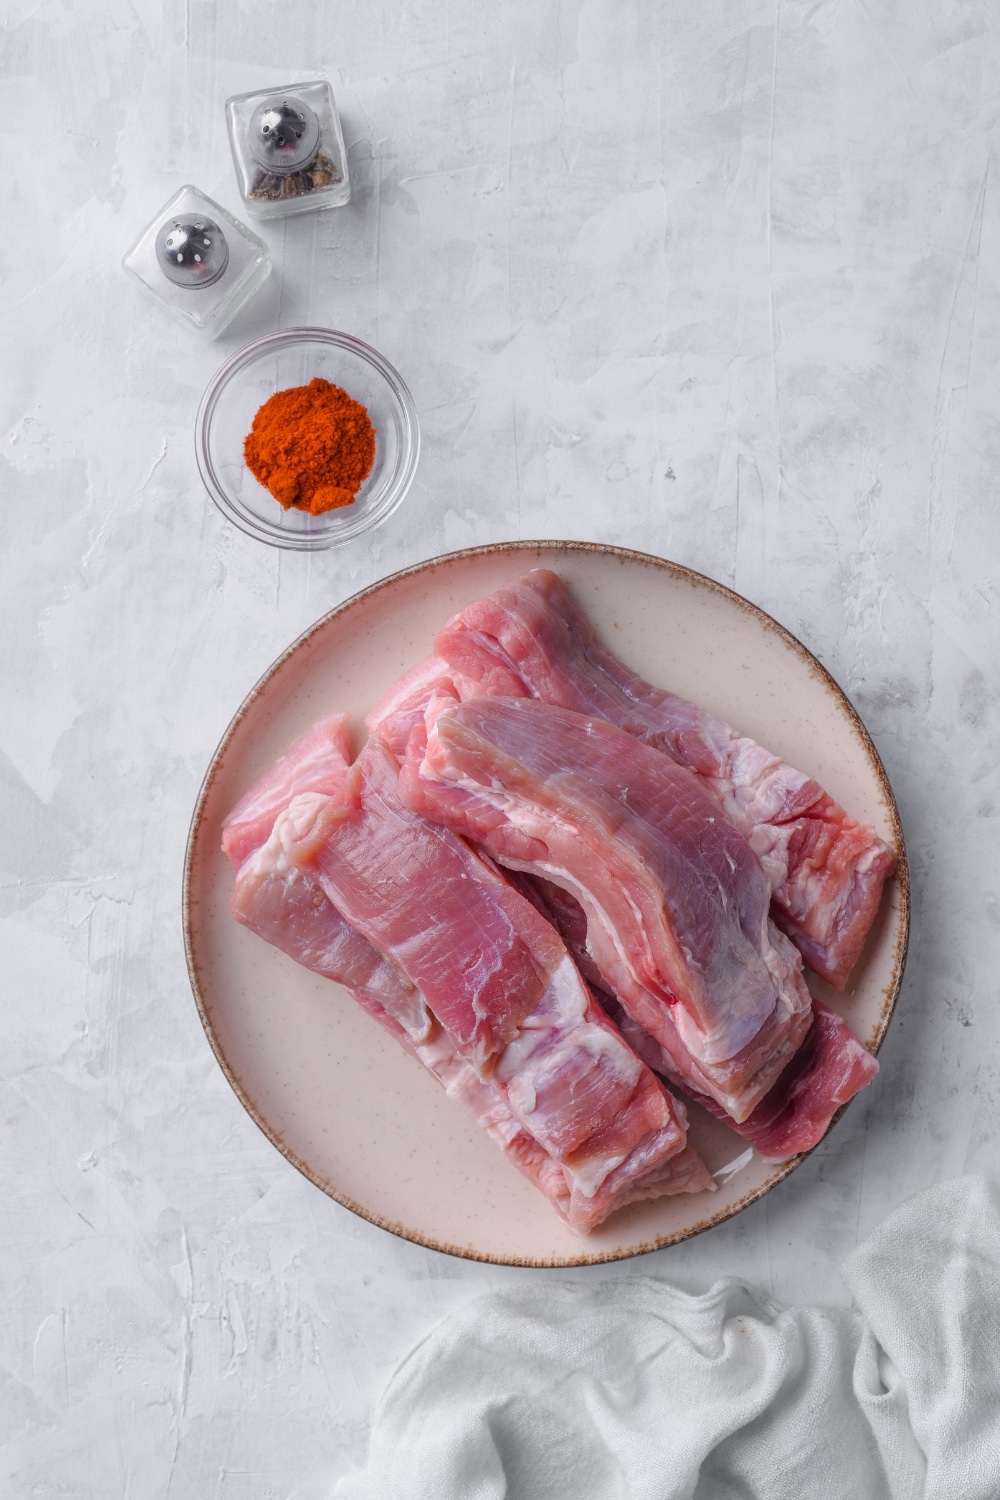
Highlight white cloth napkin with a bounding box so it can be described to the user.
[335,1177,1000,1499]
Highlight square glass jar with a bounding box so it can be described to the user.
[122,185,271,340]
[225,79,351,220]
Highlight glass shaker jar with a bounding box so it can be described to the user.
[121,185,271,339]
[225,79,351,220]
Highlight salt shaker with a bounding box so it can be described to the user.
[225,79,351,220]
[122,185,271,339]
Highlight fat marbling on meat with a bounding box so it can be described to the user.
[229,815,596,1220]
[400,695,813,1123]
[433,569,896,989]
[227,735,712,1231]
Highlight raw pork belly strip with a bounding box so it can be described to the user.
[221,712,353,868]
[401,696,813,1123]
[527,878,878,1158]
[267,741,713,1230]
[224,734,710,1230]
[433,569,896,989]
[222,726,580,1221]
[230,831,580,1216]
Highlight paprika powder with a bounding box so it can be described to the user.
[244,376,376,515]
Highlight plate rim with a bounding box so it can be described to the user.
[182,539,911,1266]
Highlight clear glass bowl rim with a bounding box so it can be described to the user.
[195,326,420,550]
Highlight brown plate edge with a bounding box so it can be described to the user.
[181,539,911,1268]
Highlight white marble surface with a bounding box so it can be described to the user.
[4,0,1000,1492]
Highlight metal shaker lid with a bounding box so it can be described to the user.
[247,96,321,174]
[155,217,230,289]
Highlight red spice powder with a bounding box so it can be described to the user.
[244,376,376,515]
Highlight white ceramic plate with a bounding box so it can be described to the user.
[183,542,908,1266]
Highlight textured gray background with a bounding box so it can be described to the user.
[3,0,999,1493]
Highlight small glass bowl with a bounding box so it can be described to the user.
[196,328,420,549]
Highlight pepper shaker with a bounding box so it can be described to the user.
[225,79,351,220]
[122,185,271,339]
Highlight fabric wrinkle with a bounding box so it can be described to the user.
[335,1176,999,1500]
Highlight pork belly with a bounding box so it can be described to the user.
[225,733,711,1231]
[400,696,813,1123]
[263,742,712,1229]
[433,569,896,989]
[230,829,584,1216]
